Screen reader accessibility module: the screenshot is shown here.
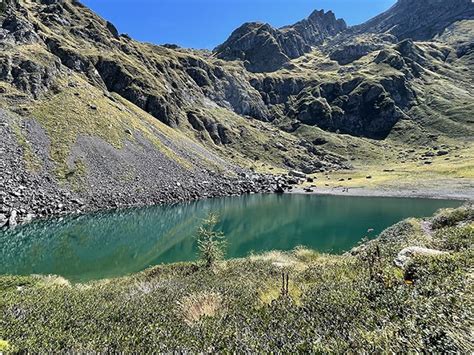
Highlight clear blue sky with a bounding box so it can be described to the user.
[81,0,396,49]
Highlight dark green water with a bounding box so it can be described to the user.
[0,194,461,282]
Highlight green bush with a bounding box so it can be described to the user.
[435,224,474,251]
[432,207,473,230]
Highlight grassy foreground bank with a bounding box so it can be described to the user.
[1,206,473,352]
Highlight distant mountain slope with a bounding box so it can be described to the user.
[354,0,474,41]
[215,0,474,72]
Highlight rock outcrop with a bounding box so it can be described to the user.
[394,246,448,269]
[287,75,413,139]
[214,10,347,72]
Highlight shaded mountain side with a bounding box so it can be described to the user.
[250,32,474,140]
[353,0,474,41]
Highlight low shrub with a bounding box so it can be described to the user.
[432,206,473,230]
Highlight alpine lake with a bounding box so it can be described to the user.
[0,194,461,282]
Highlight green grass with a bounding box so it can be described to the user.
[31,75,128,178]
[301,143,474,192]
[186,106,305,172]
[30,74,202,180]
[10,119,42,173]
[1,206,472,352]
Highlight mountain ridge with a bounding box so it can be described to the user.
[354,0,474,40]
[215,0,474,72]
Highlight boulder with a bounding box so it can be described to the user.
[0,214,7,228]
[106,21,119,39]
[8,209,17,228]
[289,170,306,179]
[330,42,380,65]
[275,184,285,194]
[394,246,448,269]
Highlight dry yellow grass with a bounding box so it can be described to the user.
[302,144,474,191]
[177,291,224,325]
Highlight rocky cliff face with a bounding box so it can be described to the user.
[288,10,347,44]
[214,10,347,72]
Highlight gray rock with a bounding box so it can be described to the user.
[214,10,346,72]
[23,213,35,223]
[0,214,8,228]
[274,142,287,151]
[289,170,306,179]
[8,209,18,228]
[394,246,448,269]
[353,0,474,41]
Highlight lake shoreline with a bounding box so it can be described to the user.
[3,179,471,229]
[1,192,463,282]
[289,185,474,201]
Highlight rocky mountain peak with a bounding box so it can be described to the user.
[214,9,346,72]
[307,9,336,24]
[307,9,343,27]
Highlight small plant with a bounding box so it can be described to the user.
[431,207,473,230]
[177,291,224,325]
[196,213,226,268]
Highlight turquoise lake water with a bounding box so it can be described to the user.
[0,194,461,282]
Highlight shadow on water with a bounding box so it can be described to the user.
[0,194,461,282]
